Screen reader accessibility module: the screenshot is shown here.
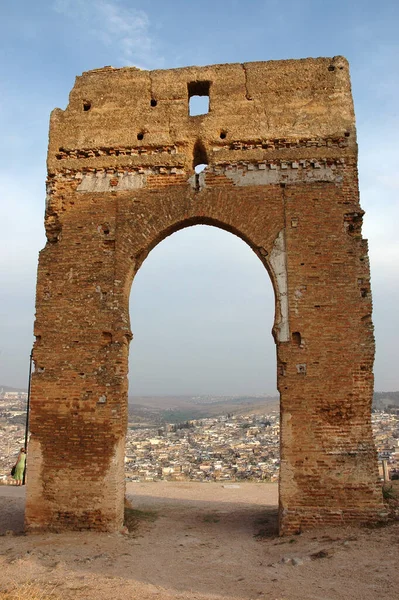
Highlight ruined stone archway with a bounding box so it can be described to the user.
[26,58,384,534]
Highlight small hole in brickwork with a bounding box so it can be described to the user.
[83,100,91,111]
[150,98,157,107]
[137,132,144,141]
[292,332,301,346]
[278,362,287,376]
[195,164,207,174]
[328,65,335,71]
[220,131,227,139]
[102,224,110,235]
[188,81,210,116]
[344,212,363,236]
[361,288,368,298]
[345,131,350,137]
[102,332,113,345]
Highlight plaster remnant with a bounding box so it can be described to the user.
[77,171,146,192]
[45,184,52,210]
[221,162,343,186]
[269,230,289,343]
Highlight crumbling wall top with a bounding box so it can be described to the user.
[48,57,356,172]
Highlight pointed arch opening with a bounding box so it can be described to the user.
[129,224,277,397]
[125,224,280,524]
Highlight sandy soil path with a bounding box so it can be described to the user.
[0,482,397,600]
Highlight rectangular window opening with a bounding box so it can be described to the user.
[188,81,210,116]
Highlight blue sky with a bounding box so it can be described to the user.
[0,0,398,395]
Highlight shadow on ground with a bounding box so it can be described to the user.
[0,485,25,535]
[128,491,279,537]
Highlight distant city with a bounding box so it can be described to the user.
[125,412,280,482]
[1,387,398,483]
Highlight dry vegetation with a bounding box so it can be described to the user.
[0,583,59,600]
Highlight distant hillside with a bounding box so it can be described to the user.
[128,395,279,425]
[127,392,399,425]
[0,385,27,393]
[373,391,399,410]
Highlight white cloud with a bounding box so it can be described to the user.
[53,0,164,69]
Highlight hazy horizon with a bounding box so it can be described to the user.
[2,384,397,397]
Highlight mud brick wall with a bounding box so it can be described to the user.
[26,58,384,534]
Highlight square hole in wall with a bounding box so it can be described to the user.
[188,81,210,116]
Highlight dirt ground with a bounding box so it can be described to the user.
[0,482,398,600]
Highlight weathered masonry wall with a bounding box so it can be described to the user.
[26,58,384,534]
